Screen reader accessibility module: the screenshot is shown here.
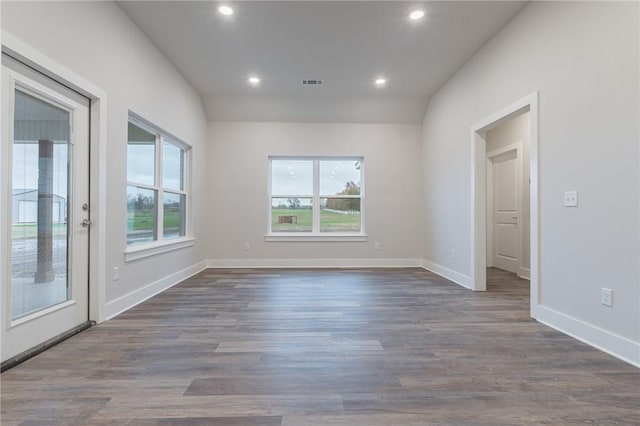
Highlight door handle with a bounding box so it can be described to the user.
[81,219,92,227]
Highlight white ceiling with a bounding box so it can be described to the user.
[118,1,528,123]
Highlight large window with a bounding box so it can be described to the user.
[127,115,189,246]
[269,157,363,235]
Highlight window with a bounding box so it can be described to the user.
[269,157,364,236]
[127,115,189,248]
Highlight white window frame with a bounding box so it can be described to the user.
[266,156,366,242]
[124,112,193,261]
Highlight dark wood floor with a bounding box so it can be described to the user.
[2,268,638,425]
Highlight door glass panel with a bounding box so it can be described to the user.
[11,90,70,320]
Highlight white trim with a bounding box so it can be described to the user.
[471,128,487,291]
[0,31,6,343]
[486,156,494,268]
[470,92,539,319]
[536,305,640,368]
[313,160,320,231]
[104,260,207,320]
[486,142,522,160]
[9,300,76,329]
[421,260,472,289]
[124,237,195,262]
[519,267,530,280]
[2,30,109,324]
[128,111,190,151]
[265,234,367,242]
[207,258,422,269]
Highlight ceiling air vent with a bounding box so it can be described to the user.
[302,79,323,86]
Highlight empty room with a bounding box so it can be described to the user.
[0,1,638,424]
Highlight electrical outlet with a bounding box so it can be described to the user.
[564,191,578,207]
[374,242,381,250]
[243,242,250,250]
[601,288,613,307]
[113,266,119,281]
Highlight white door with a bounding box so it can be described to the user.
[490,147,521,274]
[1,54,90,363]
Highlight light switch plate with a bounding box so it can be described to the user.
[564,191,578,207]
[601,288,613,307]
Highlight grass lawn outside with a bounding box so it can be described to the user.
[12,223,67,239]
[271,208,360,232]
[127,210,182,231]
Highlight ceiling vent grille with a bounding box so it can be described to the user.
[302,79,323,86]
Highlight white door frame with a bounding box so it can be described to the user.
[2,31,109,324]
[486,142,524,275]
[470,92,539,318]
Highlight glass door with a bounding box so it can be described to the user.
[1,54,90,364]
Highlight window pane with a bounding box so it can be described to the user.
[320,198,361,232]
[163,192,186,239]
[320,160,361,196]
[11,90,71,319]
[127,185,157,245]
[271,159,313,195]
[163,141,184,191]
[127,123,156,185]
[271,197,312,232]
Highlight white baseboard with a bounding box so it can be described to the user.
[104,260,208,320]
[207,258,423,269]
[421,259,472,289]
[519,266,531,280]
[535,305,640,368]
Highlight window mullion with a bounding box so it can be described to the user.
[185,145,191,238]
[313,159,320,233]
[268,160,273,233]
[127,181,157,192]
[156,133,163,241]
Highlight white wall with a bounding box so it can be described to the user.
[422,1,639,363]
[486,112,530,273]
[2,1,209,317]
[208,122,423,266]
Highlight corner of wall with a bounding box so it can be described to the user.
[421,259,472,289]
[104,260,208,321]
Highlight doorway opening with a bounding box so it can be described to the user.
[1,35,108,369]
[486,113,530,280]
[1,53,91,367]
[470,93,539,318]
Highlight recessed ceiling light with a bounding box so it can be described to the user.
[375,78,387,86]
[218,5,234,16]
[409,10,425,20]
[248,76,260,85]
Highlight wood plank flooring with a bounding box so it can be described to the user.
[1,268,638,425]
